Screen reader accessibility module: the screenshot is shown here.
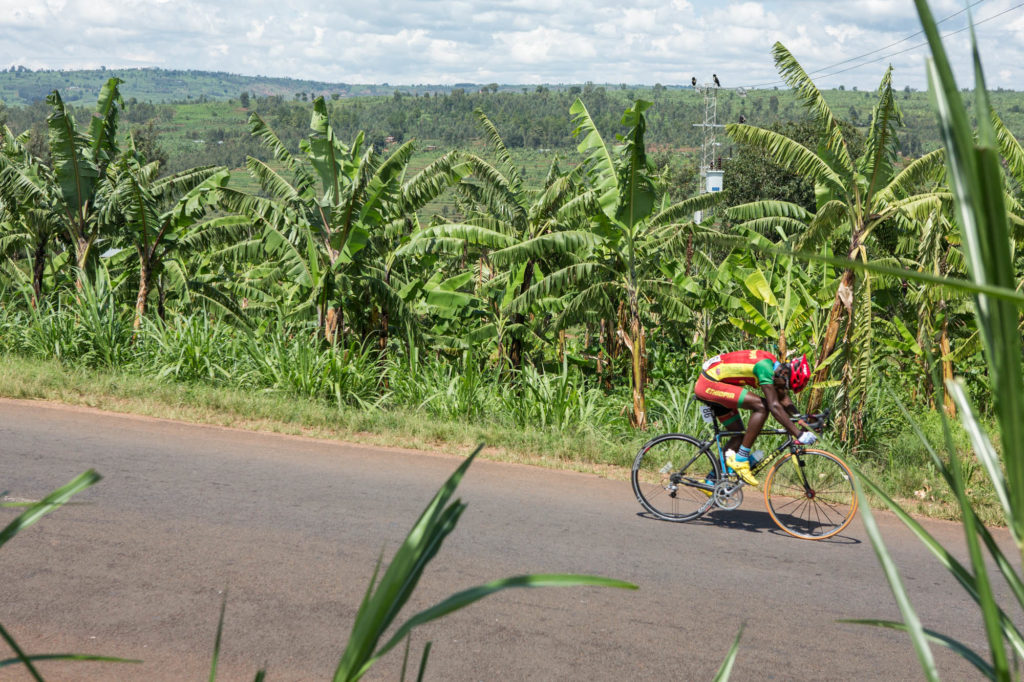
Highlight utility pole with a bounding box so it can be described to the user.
[693,79,725,223]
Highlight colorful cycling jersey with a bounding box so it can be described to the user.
[701,350,779,387]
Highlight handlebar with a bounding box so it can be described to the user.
[794,408,831,432]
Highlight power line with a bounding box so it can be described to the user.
[803,0,987,76]
[810,1,1024,84]
[735,0,1023,90]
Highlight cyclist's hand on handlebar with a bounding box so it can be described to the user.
[804,411,829,431]
[798,431,818,445]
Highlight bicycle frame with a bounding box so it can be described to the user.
[630,407,854,539]
[694,408,830,491]
[709,426,796,478]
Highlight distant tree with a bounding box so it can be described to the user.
[130,121,169,171]
[331,93,340,100]
[568,85,582,95]
[239,91,250,108]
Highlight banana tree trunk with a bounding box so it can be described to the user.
[31,236,47,306]
[324,307,340,345]
[940,304,956,418]
[508,260,534,370]
[913,302,934,406]
[807,266,855,414]
[626,295,647,430]
[379,268,392,354]
[134,258,150,331]
[74,236,91,290]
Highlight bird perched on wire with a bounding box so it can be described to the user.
[691,76,697,87]
[713,74,721,87]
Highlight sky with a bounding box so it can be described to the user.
[1,0,1023,91]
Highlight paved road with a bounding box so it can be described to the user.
[0,398,999,680]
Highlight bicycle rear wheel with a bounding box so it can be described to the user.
[763,448,857,540]
[631,434,718,522]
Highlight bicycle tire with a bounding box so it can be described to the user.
[763,448,857,540]
[631,434,718,522]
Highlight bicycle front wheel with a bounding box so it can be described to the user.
[763,448,857,540]
[631,434,718,522]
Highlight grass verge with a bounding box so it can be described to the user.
[0,353,996,523]
[0,354,629,478]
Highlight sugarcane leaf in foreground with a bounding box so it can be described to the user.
[839,620,994,678]
[332,445,636,682]
[0,470,100,550]
[849,471,939,680]
[712,625,743,682]
[1,470,139,677]
[841,2,1024,679]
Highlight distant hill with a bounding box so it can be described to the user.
[3,66,1024,188]
[0,66,487,106]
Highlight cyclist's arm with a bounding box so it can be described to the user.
[779,392,813,431]
[762,385,803,438]
[779,392,800,416]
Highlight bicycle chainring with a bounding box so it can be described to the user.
[712,479,743,510]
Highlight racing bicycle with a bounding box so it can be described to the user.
[630,408,857,540]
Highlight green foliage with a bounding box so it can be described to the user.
[847,3,1024,680]
[0,61,1021,513]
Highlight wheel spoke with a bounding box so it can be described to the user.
[631,435,717,522]
[764,449,856,539]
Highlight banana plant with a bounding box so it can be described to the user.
[725,252,820,360]
[726,48,948,431]
[902,210,972,417]
[222,97,464,345]
[45,78,123,278]
[0,126,65,303]
[101,136,244,329]
[510,98,722,428]
[397,109,590,368]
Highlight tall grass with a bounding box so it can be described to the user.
[0,269,994,496]
[843,2,1024,678]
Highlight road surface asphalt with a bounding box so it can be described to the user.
[0,398,1004,680]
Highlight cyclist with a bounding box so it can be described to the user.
[694,350,816,486]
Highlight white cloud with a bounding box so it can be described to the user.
[0,0,1020,90]
[246,19,267,42]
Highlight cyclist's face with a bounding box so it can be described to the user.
[773,371,789,391]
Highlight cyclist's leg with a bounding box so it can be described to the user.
[737,391,769,449]
[718,410,744,452]
[720,388,768,485]
[694,375,746,453]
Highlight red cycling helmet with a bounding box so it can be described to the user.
[788,354,811,392]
